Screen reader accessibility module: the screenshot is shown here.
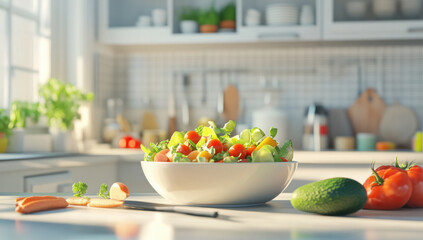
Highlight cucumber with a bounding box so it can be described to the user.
[291,177,367,216]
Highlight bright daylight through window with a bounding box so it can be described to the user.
[0,0,51,109]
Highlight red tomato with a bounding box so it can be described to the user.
[176,144,191,156]
[128,139,141,149]
[222,144,229,153]
[375,159,423,208]
[215,160,224,163]
[246,145,256,156]
[207,139,223,154]
[228,144,247,159]
[281,157,288,162]
[184,131,201,145]
[405,165,423,207]
[118,136,133,148]
[154,149,170,162]
[363,167,413,210]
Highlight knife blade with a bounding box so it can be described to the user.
[122,200,219,218]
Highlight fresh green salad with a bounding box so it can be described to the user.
[141,121,293,163]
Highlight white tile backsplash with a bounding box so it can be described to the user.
[95,43,423,148]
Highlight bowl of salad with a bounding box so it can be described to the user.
[140,121,297,206]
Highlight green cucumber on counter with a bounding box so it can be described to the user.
[291,177,367,216]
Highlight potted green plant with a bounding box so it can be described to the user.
[180,7,198,34]
[39,78,94,152]
[198,4,219,33]
[7,101,32,152]
[220,2,236,30]
[0,109,11,153]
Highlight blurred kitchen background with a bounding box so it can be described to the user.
[1,0,423,153]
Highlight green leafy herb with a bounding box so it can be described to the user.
[187,139,196,149]
[270,127,278,138]
[0,109,11,137]
[198,3,219,25]
[98,184,110,199]
[72,181,88,198]
[195,125,204,136]
[9,101,41,129]
[180,7,198,21]
[38,78,94,131]
[220,2,236,21]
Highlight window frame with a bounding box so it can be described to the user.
[0,0,50,109]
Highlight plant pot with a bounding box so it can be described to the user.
[23,134,52,152]
[180,20,198,34]
[6,128,25,153]
[0,133,8,153]
[219,20,235,29]
[200,24,218,33]
[49,128,78,153]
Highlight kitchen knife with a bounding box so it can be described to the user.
[122,200,219,218]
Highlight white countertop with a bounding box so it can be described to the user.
[1,193,422,240]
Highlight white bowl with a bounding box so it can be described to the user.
[141,161,298,206]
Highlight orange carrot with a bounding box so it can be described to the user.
[87,198,123,208]
[66,197,90,206]
[16,197,68,214]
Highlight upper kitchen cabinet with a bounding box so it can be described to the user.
[238,0,322,42]
[98,0,171,44]
[323,0,423,40]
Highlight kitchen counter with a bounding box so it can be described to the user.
[1,193,422,240]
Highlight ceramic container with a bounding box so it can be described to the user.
[141,161,297,206]
[180,20,198,33]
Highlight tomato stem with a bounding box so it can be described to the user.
[371,162,384,186]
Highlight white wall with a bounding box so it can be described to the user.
[94,42,423,148]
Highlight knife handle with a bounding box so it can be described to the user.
[172,207,218,218]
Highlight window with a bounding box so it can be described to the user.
[0,0,51,109]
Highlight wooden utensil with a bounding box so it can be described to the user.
[379,103,419,147]
[223,85,240,121]
[348,88,386,135]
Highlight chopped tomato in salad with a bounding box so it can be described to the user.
[141,121,294,163]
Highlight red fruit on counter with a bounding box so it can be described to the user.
[363,166,413,210]
[119,136,133,148]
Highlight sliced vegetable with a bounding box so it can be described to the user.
[228,144,247,159]
[207,139,223,154]
[176,144,191,156]
[184,131,201,145]
[168,131,184,148]
[255,137,278,152]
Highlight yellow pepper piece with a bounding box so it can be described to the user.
[255,137,278,151]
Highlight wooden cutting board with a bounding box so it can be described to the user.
[379,103,419,147]
[348,88,386,135]
[223,85,240,121]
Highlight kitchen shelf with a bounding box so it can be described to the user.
[98,0,423,45]
[323,0,423,41]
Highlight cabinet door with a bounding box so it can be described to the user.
[238,0,323,41]
[323,0,423,40]
[24,171,72,193]
[98,0,171,44]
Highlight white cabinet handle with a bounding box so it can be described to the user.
[408,27,423,33]
[257,32,300,40]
